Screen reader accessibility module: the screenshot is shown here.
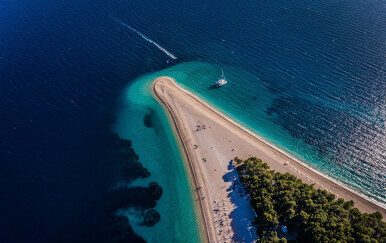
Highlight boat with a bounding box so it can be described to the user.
[216,69,228,87]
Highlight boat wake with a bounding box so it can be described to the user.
[110,15,177,60]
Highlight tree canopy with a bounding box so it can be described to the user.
[236,157,386,243]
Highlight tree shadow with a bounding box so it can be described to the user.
[221,164,256,243]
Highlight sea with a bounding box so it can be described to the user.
[0,0,385,242]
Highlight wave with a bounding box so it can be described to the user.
[110,14,177,60]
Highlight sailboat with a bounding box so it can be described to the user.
[215,69,228,87]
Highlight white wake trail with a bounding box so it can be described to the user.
[110,15,177,60]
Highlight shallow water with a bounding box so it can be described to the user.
[1,0,385,242]
[113,58,385,240]
[112,73,202,243]
[129,61,386,208]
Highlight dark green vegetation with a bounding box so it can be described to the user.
[235,157,386,243]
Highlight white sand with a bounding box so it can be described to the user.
[152,77,385,243]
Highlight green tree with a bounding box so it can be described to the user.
[235,156,386,243]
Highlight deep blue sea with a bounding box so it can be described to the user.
[1,0,385,242]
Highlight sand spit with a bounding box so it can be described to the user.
[152,77,385,243]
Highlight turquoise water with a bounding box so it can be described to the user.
[168,62,385,208]
[119,60,384,208]
[2,0,384,241]
[113,60,384,241]
[113,72,202,243]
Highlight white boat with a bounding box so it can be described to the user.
[216,69,228,87]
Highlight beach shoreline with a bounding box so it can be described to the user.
[152,76,385,242]
[152,78,213,243]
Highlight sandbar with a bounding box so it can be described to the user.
[152,77,386,243]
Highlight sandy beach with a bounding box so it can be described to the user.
[152,77,386,243]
